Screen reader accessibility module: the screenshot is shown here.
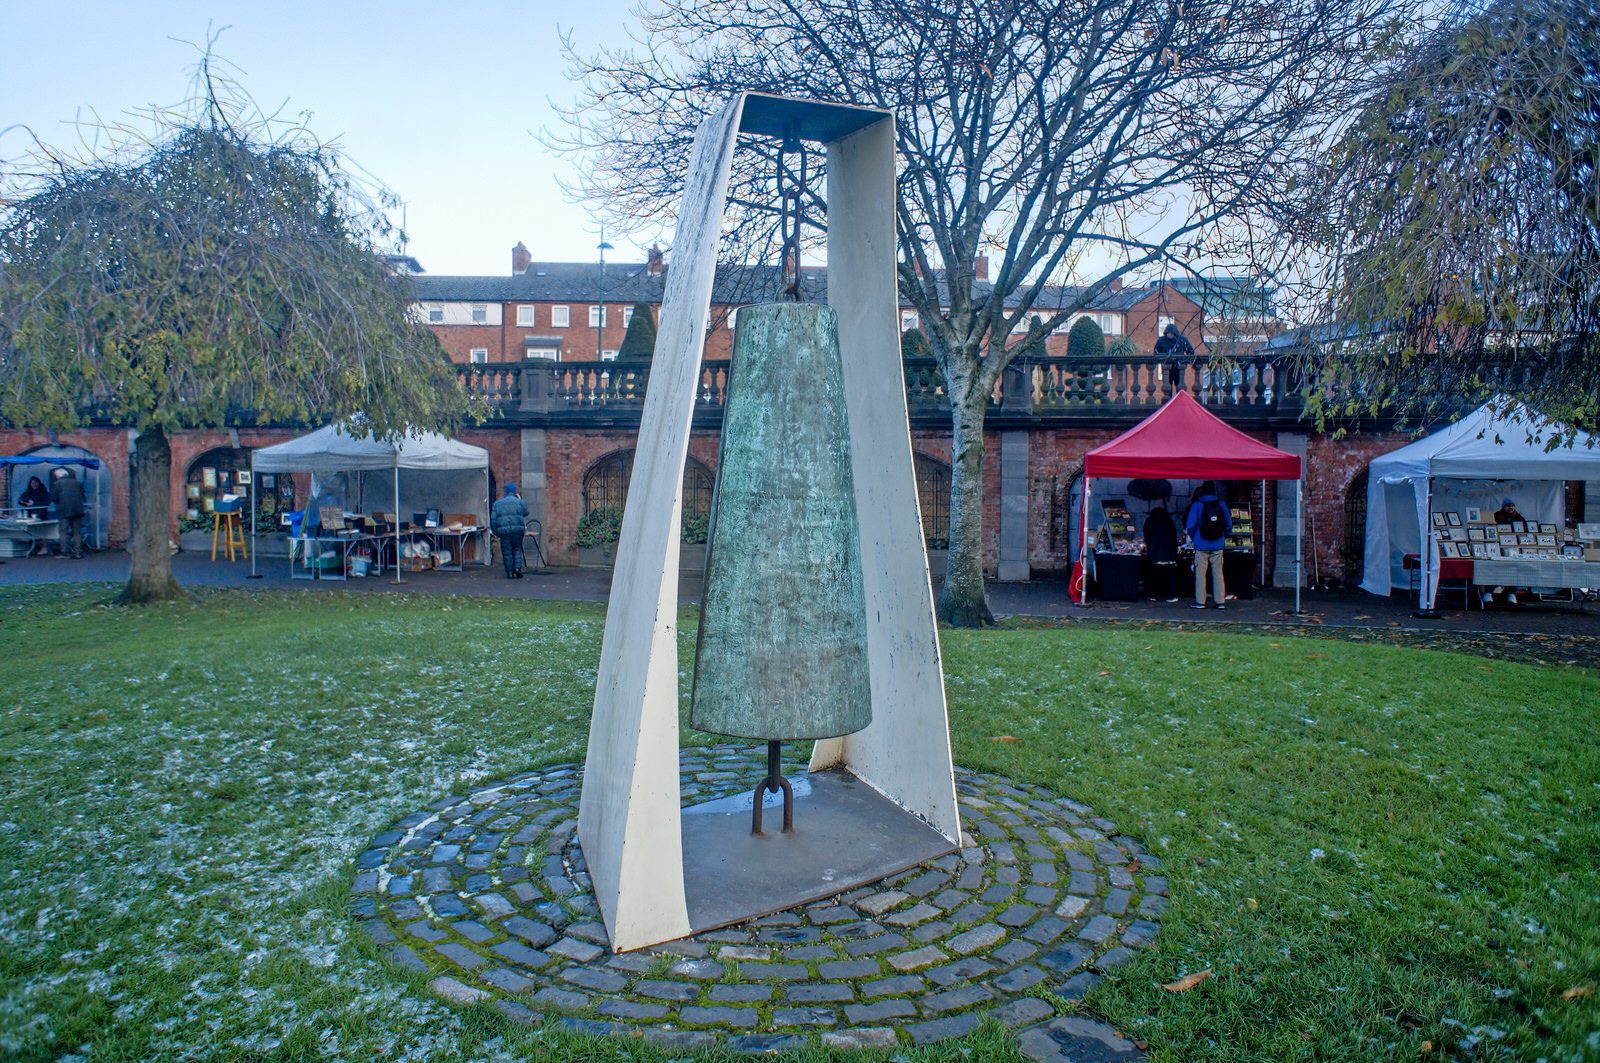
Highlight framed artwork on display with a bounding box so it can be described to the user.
[1539,522,1558,534]
[1446,512,1463,527]
[262,474,276,489]
[1487,543,1504,558]
[1539,549,1557,559]
[1469,527,1487,542]
[202,467,217,488]
[236,470,252,486]
[186,484,201,500]
[1561,545,1584,558]
[1465,507,1482,523]
[1484,525,1499,541]
[1519,534,1536,546]
[1502,546,1519,558]
[1510,520,1526,532]
[1431,512,1448,528]
[1578,523,1600,541]
[1536,534,1557,547]
[1471,544,1488,559]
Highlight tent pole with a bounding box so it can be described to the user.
[393,460,404,585]
[1294,478,1303,615]
[247,453,261,579]
[1414,476,1440,618]
[485,466,492,567]
[1078,478,1093,606]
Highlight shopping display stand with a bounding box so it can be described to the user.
[1072,392,1304,611]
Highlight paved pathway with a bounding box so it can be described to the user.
[358,745,1155,1058]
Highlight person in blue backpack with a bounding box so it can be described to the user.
[1185,481,1232,609]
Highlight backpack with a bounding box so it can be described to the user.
[1198,499,1227,541]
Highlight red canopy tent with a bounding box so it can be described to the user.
[1074,391,1305,609]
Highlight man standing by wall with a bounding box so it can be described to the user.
[491,482,529,579]
[50,468,86,559]
[1186,481,1231,609]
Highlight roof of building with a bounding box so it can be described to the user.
[1163,276,1275,318]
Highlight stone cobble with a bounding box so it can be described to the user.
[355,746,1164,1053]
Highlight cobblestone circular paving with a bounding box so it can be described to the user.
[352,746,1165,1056]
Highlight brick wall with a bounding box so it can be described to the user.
[1303,431,1415,583]
[1124,287,1207,356]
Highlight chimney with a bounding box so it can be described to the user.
[1109,276,1122,292]
[974,253,989,282]
[511,241,531,275]
[646,243,665,276]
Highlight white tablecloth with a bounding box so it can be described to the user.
[1472,559,1600,589]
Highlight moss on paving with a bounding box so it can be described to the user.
[0,584,1595,1060]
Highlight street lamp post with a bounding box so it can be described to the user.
[597,226,615,360]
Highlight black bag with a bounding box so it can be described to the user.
[1198,499,1227,540]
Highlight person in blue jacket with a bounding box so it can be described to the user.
[1185,481,1232,609]
[491,482,530,578]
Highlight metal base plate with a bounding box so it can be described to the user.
[681,768,957,934]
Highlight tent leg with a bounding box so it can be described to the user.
[1075,479,1093,607]
[1293,479,1302,614]
[392,463,404,585]
[1413,477,1440,619]
[247,454,262,579]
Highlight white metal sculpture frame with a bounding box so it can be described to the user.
[577,93,961,953]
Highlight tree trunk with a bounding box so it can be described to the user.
[937,383,995,628]
[123,426,184,603]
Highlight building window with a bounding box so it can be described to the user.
[517,305,535,327]
[623,306,635,326]
[551,305,570,328]
[589,305,610,328]
[1158,315,1175,334]
[1096,313,1122,336]
[471,304,488,324]
[583,450,714,531]
[526,348,559,361]
[901,310,918,332]
[469,348,489,364]
[914,455,951,548]
[601,349,619,361]
[427,306,443,324]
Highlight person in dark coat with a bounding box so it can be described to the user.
[19,476,49,517]
[491,482,530,578]
[1153,322,1196,360]
[1143,505,1180,602]
[18,476,51,556]
[49,468,87,559]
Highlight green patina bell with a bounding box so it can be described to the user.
[690,301,872,743]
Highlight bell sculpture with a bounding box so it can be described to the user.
[690,299,873,835]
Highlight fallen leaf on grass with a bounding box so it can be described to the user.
[1561,985,1594,1000]
[1097,670,1111,676]
[1307,653,1328,659]
[1161,969,1212,992]
[989,735,1021,742]
[1420,1040,1435,1052]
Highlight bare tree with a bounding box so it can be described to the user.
[557,0,1420,625]
[1277,0,1600,436]
[0,51,478,602]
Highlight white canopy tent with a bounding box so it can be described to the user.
[1361,401,1600,608]
[249,423,491,582]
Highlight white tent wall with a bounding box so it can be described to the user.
[316,468,488,527]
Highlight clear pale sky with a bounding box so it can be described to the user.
[3,0,644,275]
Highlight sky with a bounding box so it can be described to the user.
[3,0,645,276]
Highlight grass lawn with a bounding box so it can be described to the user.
[0,585,1596,1061]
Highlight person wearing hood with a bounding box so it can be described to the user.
[1143,504,1180,602]
[18,476,51,556]
[491,482,530,578]
[1185,481,1231,609]
[1153,322,1196,360]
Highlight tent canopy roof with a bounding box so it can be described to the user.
[0,455,102,469]
[1369,400,1600,483]
[1084,391,1302,480]
[251,423,489,476]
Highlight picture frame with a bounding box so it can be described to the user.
[1471,544,1488,559]
[262,474,276,489]
[1518,534,1536,546]
[1431,512,1448,528]
[1438,542,1458,559]
[1446,511,1463,527]
[236,470,252,486]
[1536,534,1557,547]
[201,467,218,489]
[1501,546,1520,558]
[1578,523,1600,542]
[1539,548,1556,560]
[1468,527,1487,542]
[1487,543,1504,558]
[1484,525,1499,541]
[186,484,201,500]
[1510,520,1526,532]
[1465,507,1482,523]
[1561,544,1583,558]
[1539,522,1557,534]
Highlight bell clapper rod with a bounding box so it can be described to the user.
[751,739,795,836]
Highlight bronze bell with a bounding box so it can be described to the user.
[690,302,872,829]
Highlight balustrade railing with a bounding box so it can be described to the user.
[458,351,1300,421]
